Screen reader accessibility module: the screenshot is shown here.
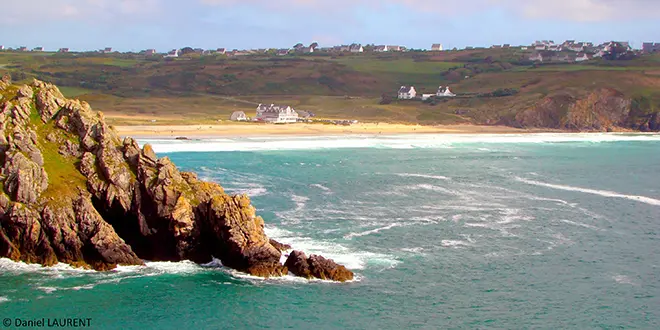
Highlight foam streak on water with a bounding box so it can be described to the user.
[515,177,660,206]
[142,133,660,153]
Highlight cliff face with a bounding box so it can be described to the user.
[0,77,353,281]
[514,88,659,131]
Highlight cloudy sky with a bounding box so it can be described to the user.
[1,0,659,51]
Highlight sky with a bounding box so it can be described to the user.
[1,0,659,52]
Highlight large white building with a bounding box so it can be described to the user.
[255,104,299,123]
[398,86,417,99]
[437,86,456,97]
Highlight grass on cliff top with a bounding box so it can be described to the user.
[30,113,88,204]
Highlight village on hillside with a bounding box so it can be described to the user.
[2,39,658,62]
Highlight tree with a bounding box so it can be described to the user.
[180,47,195,55]
[379,93,393,105]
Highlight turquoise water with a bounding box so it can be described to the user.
[2,134,660,329]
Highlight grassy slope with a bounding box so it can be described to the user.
[2,50,660,125]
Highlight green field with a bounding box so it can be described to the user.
[1,48,660,127]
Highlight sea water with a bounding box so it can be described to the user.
[1,133,659,329]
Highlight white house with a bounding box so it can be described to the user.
[164,49,179,58]
[431,44,443,51]
[398,86,417,99]
[230,111,248,121]
[437,86,456,97]
[374,45,388,52]
[575,53,591,62]
[0,45,4,50]
[349,44,364,53]
[145,49,157,55]
[529,52,544,62]
[255,104,299,123]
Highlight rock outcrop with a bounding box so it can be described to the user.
[0,78,353,281]
[285,250,354,282]
[514,88,659,131]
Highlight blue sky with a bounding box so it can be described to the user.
[1,0,659,52]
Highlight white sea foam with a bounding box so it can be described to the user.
[140,133,660,153]
[344,223,402,239]
[310,184,332,193]
[441,240,472,248]
[613,275,637,285]
[515,177,660,207]
[393,173,451,181]
[224,183,268,197]
[0,258,96,275]
[265,225,399,270]
[560,219,601,230]
[0,296,9,304]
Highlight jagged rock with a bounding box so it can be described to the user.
[204,194,284,276]
[284,250,312,278]
[0,203,58,265]
[285,250,354,282]
[33,80,65,122]
[269,238,292,252]
[17,85,33,99]
[0,74,10,91]
[649,112,660,131]
[58,140,82,158]
[2,150,48,204]
[0,79,352,280]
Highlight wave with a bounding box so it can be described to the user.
[0,296,9,304]
[393,173,451,181]
[223,183,268,197]
[440,240,472,248]
[344,223,402,239]
[264,225,399,270]
[515,177,660,207]
[310,184,332,193]
[140,133,660,153]
[612,275,637,285]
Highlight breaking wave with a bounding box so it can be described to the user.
[140,133,660,153]
[515,177,660,206]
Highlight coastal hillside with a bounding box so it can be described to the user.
[0,76,353,282]
[1,50,660,130]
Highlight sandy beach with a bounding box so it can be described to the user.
[114,123,539,138]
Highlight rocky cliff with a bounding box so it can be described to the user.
[513,88,660,131]
[0,77,353,282]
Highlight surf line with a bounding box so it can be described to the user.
[515,177,660,207]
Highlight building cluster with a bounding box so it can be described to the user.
[229,104,305,124]
[397,85,456,100]
[642,42,660,53]
[527,40,635,63]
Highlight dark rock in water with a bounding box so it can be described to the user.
[285,250,312,279]
[0,79,352,280]
[285,250,354,282]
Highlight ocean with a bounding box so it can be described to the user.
[1,133,660,329]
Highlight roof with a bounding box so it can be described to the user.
[398,86,413,93]
[432,44,442,48]
[257,104,297,113]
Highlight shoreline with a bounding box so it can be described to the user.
[114,123,557,138]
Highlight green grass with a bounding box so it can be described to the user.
[331,57,462,74]
[59,86,96,97]
[515,65,650,72]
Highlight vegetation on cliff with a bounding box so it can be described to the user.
[0,77,353,281]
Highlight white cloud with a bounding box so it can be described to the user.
[199,0,660,21]
[1,0,161,24]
